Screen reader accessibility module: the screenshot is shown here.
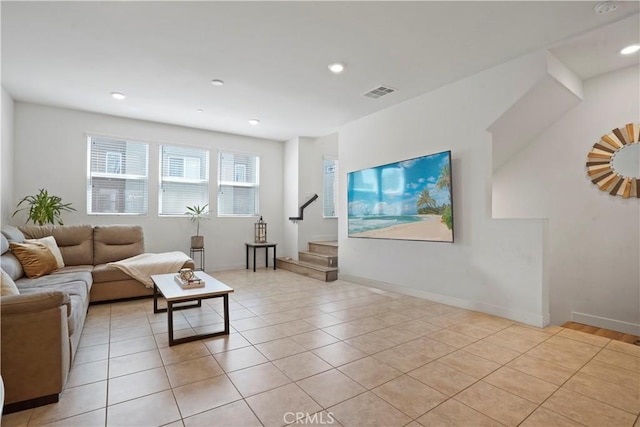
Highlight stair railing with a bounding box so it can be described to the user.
[289,194,318,222]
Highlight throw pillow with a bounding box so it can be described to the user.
[1,234,9,254]
[25,236,65,269]
[9,241,58,278]
[1,252,24,281]
[1,268,19,296]
[1,225,25,243]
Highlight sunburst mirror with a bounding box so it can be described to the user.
[586,122,639,198]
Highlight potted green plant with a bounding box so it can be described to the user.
[12,188,76,225]
[186,204,209,248]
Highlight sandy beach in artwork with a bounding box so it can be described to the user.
[350,215,452,241]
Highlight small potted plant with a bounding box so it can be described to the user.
[13,188,76,225]
[186,204,209,249]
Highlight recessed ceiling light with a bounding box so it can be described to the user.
[328,63,345,74]
[248,119,260,126]
[620,44,640,55]
[196,108,204,113]
[211,79,224,86]
[111,92,126,100]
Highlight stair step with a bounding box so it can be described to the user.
[299,251,338,268]
[276,257,338,282]
[308,241,338,257]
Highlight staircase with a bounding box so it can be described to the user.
[276,241,338,282]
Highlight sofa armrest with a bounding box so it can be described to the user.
[1,291,70,316]
[183,259,196,270]
[1,291,71,406]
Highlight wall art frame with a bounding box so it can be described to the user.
[347,150,454,243]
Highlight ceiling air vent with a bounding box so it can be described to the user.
[362,85,396,99]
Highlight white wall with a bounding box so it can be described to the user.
[338,52,551,326]
[493,65,640,334]
[282,137,299,259]
[298,133,338,251]
[282,134,339,258]
[12,103,284,271]
[1,87,15,224]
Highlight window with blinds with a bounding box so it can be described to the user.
[218,151,259,216]
[323,158,338,218]
[87,136,149,214]
[159,145,210,215]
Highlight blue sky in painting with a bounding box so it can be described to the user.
[348,151,451,216]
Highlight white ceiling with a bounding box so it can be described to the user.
[2,1,639,142]
[550,13,640,80]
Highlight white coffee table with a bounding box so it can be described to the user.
[151,272,234,346]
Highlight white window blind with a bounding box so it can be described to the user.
[323,158,338,218]
[160,145,209,215]
[218,151,259,216]
[87,136,149,214]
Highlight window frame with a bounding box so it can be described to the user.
[217,150,260,217]
[87,135,149,216]
[159,145,210,217]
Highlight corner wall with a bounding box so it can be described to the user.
[338,52,551,326]
[282,134,339,258]
[493,65,640,334]
[282,137,300,259]
[1,87,15,224]
[12,103,284,271]
[298,134,338,251]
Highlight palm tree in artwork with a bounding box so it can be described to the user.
[417,187,436,211]
[436,163,451,191]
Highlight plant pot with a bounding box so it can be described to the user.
[191,235,204,249]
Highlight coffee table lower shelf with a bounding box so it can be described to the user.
[151,273,233,346]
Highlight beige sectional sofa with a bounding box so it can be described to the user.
[0,224,194,413]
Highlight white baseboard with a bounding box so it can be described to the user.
[572,312,640,336]
[339,274,548,328]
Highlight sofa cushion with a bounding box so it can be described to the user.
[25,236,65,269]
[16,271,93,295]
[92,263,136,283]
[1,225,25,243]
[1,235,9,254]
[52,265,93,275]
[9,242,58,278]
[93,225,144,265]
[1,253,24,281]
[1,268,19,296]
[21,225,94,266]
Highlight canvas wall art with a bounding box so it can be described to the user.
[347,150,454,242]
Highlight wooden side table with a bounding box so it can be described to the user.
[245,242,277,272]
[190,247,205,271]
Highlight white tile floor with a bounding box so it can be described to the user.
[2,268,639,427]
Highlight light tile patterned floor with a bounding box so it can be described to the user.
[3,269,639,427]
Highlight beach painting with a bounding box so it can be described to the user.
[347,150,453,242]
